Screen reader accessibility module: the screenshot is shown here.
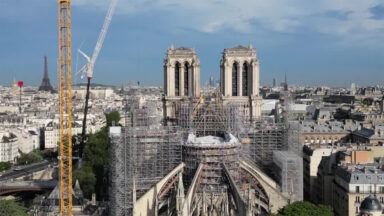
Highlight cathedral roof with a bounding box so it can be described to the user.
[223,45,257,56]
[175,46,193,51]
[227,45,250,51]
[166,46,197,57]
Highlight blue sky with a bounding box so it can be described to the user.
[1,0,384,87]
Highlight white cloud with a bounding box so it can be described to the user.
[72,0,384,43]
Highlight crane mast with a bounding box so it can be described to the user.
[89,0,118,77]
[79,0,118,148]
[77,0,118,79]
[58,0,73,215]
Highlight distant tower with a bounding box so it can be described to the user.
[38,55,54,92]
[351,83,356,96]
[209,76,215,87]
[220,44,262,119]
[12,78,17,89]
[273,78,276,88]
[284,72,288,91]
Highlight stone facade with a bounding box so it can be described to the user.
[220,45,259,97]
[302,145,333,203]
[300,120,358,145]
[0,131,18,162]
[220,44,262,119]
[352,126,384,146]
[163,44,262,123]
[163,46,200,122]
[333,164,384,216]
[164,46,200,98]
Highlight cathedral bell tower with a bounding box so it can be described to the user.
[220,44,262,120]
[163,46,201,123]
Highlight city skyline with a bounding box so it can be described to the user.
[2,1,384,215]
[1,0,384,87]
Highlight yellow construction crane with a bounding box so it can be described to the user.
[58,0,73,215]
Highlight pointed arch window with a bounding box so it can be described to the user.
[232,62,238,96]
[175,62,180,96]
[242,62,249,96]
[184,62,189,96]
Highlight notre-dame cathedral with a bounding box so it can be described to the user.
[109,45,291,216]
[163,44,262,124]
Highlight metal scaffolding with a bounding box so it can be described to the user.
[177,99,290,183]
[286,121,302,155]
[109,126,182,216]
[177,102,241,137]
[240,121,288,172]
[183,133,241,193]
[110,95,292,215]
[273,151,303,202]
[125,96,162,128]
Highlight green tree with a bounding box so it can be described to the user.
[73,166,96,198]
[16,150,44,165]
[105,111,121,127]
[0,162,12,172]
[42,150,58,161]
[83,128,109,199]
[72,111,120,199]
[0,200,28,216]
[83,129,109,168]
[271,201,333,216]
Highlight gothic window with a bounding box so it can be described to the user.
[242,62,248,96]
[175,62,180,96]
[232,62,238,96]
[184,62,189,96]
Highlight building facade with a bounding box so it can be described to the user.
[163,46,201,122]
[303,145,333,202]
[43,122,100,150]
[300,120,357,145]
[163,45,263,124]
[0,131,19,162]
[352,125,384,146]
[311,145,384,216]
[220,45,262,119]
[333,164,384,216]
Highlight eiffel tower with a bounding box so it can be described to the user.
[38,55,55,92]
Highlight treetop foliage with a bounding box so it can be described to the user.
[73,111,120,199]
[0,200,28,216]
[271,201,333,216]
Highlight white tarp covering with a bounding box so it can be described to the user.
[186,133,239,146]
